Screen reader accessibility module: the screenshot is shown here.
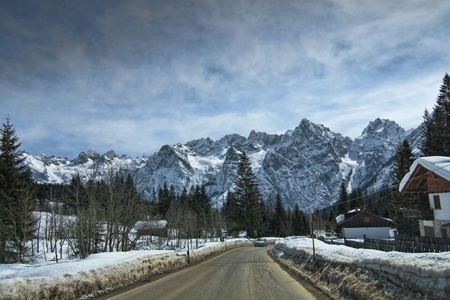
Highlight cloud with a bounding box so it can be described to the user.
[0,0,449,158]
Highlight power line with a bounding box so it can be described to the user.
[321,161,450,215]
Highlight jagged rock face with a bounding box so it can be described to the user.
[256,119,353,209]
[24,118,421,211]
[348,118,408,191]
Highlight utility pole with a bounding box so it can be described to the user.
[186,224,190,264]
[310,210,315,260]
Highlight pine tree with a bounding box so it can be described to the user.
[259,200,272,236]
[285,207,293,236]
[336,182,348,215]
[348,187,363,210]
[0,116,37,263]
[198,184,212,240]
[157,182,172,218]
[421,73,450,156]
[420,109,435,156]
[390,140,419,235]
[224,191,240,237]
[291,204,302,235]
[233,152,263,238]
[273,193,286,236]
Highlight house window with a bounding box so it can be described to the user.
[364,216,371,223]
[433,195,441,210]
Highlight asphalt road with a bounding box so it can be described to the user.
[104,246,324,300]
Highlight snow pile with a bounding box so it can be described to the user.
[273,237,450,300]
[0,239,252,300]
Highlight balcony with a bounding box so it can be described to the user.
[401,207,434,220]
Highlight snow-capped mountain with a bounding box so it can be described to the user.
[25,118,421,211]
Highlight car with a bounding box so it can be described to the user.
[254,238,268,247]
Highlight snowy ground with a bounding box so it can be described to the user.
[0,250,169,282]
[0,238,255,300]
[1,236,448,299]
[274,236,450,300]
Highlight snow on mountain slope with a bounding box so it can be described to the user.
[25,150,147,185]
[25,118,421,211]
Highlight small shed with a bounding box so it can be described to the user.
[336,209,394,239]
[135,220,168,237]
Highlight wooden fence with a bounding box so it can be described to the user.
[338,235,450,253]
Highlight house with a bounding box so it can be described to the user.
[399,156,450,238]
[336,209,394,239]
[134,220,168,237]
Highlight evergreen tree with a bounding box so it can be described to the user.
[420,109,435,156]
[198,184,212,240]
[67,173,87,214]
[291,204,302,235]
[232,152,263,238]
[259,199,272,236]
[390,140,419,235]
[434,73,450,155]
[0,116,37,263]
[224,191,240,237]
[157,182,172,218]
[348,187,363,210]
[336,182,348,215]
[273,193,287,236]
[421,73,450,156]
[285,207,293,236]
[179,187,189,206]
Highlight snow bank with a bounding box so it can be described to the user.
[273,237,450,300]
[0,239,252,300]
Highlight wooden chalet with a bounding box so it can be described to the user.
[399,156,450,238]
[336,209,394,239]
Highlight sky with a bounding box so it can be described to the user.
[1,0,449,159]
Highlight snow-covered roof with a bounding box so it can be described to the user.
[399,156,450,192]
[336,210,393,227]
[335,208,361,224]
[135,220,168,230]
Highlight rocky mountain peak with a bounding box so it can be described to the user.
[25,118,421,211]
[185,137,214,155]
[361,118,405,139]
[103,150,117,160]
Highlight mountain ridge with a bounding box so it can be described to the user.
[25,118,421,211]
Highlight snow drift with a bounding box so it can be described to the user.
[0,239,252,300]
[273,237,450,300]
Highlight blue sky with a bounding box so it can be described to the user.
[1,0,449,159]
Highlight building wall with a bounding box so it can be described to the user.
[342,227,392,239]
[429,192,450,220]
[420,219,449,238]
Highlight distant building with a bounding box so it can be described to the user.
[336,208,394,239]
[336,209,394,239]
[135,220,168,237]
[399,156,450,238]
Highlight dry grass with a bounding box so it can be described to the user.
[274,247,445,300]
